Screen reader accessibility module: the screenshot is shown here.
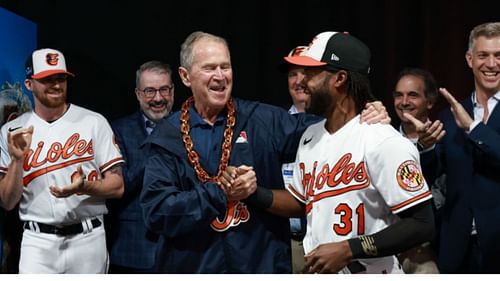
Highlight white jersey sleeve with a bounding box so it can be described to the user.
[364,125,432,214]
[92,113,123,173]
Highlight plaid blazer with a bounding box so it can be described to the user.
[106,111,159,270]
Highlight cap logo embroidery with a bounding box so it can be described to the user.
[308,36,319,48]
[46,53,59,66]
[291,46,307,56]
[331,53,340,61]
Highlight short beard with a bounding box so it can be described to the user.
[305,75,333,117]
[143,108,169,122]
[142,100,172,122]
[34,91,66,108]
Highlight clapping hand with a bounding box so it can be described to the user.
[7,125,33,160]
[439,87,473,130]
[50,165,86,198]
[403,113,446,149]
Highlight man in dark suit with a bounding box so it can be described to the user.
[106,61,175,273]
[392,67,443,273]
[413,22,500,273]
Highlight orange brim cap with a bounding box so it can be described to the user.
[284,55,327,67]
[31,70,75,79]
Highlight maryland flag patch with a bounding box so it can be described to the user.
[396,160,424,192]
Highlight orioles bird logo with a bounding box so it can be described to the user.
[290,46,307,56]
[46,53,59,66]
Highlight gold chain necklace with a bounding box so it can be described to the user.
[180,96,236,183]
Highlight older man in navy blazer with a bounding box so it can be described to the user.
[412,22,500,273]
[106,61,174,273]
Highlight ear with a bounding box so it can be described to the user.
[135,88,141,101]
[334,70,348,87]
[24,79,32,91]
[426,99,434,110]
[178,67,191,87]
[465,51,473,68]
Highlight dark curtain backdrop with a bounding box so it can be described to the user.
[1,0,499,122]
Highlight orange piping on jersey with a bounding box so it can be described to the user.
[99,157,124,172]
[305,202,312,214]
[287,183,306,201]
[23,156,94,186]
[390,191,432,212]
[304,181,370,214]
[314,181,370,201]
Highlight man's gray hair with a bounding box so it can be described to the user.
[468,22,500,52]
[180,31,229,70]
[136,61,172,88]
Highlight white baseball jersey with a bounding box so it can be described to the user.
[286,116,432,274]
[0,104,124,225]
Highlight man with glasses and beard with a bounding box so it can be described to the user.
[107,61,174,273]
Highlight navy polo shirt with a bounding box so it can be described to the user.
[188,106,227,176]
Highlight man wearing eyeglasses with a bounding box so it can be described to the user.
[106,61,174,273]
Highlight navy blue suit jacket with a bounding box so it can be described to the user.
[106,111,159,270]
[422,95,500,273]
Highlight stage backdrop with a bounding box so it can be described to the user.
[0,5,37,265]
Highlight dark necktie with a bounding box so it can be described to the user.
[145,120,156,134]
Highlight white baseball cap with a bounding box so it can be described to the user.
[25,48,75,79]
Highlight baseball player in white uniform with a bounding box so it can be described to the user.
[220,31,435,274]
[287,117,432,273]
[0,48,124,273]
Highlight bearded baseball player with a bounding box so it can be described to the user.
[221,32,434,274]
[0,48,124,273]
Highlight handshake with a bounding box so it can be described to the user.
[218,165,257,201]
